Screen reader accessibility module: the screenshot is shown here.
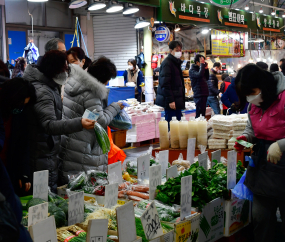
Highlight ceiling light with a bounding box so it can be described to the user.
[28,0,48,1]
[69,0,87,9]
[88,0,106,11]
[123,3,139,15]
[271,9,276,15]
[201,28,209,34]
[174,24,181,32]
[106,1,123,13]
[259,7,263,13]
[134,17,150,29]
[154,21,162,24]
[244,5,249,10]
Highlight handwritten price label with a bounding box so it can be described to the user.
[198,151,208,171]
[180,175,192,221]
[166,166,178,180]
[211,150,221,168]
[149,165,161,200]
[187,138,196,164]
[105,183,118,208]
[137,154,150,184]
[159,150,169,177]
[87,219,108,242]
[28,202,48,227]
[227,150,237,189]
[33,170,49,201]
[68,191,84,226]
[140,201,163,240]
[175,220,191,242]
[108,161,122,185]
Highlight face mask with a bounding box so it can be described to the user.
[174,51,182,59]
[53,72,68,85]
[246,92,263,106]
[128,65,133,70]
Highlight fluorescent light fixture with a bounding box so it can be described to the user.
[88,0,106,10]
[28,0,48,1]
[123,3,139,15]
[245,5,249,10]
[134,17,150,29]
[201,28,209,34]
[174,24,181,32]
[69,0,87,9]
[259,7,263,13]
[106,1,123,13]
[271,9,276,15]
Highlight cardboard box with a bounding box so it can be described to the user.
[199,198,225,242]
[108,230,142,242]
[224,196,251,237]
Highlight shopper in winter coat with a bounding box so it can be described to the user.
[23,51,95,192]
[12,57,27,78]
[221,77,248,114]
[60,57,122,184]
[0,78,36,196]
[234,64,285,242]
[189,54,209,118]
[123,59,144,102]
[156,41,185,124]
[206,62,221,114]
[220,74,231,115]
[270,63,279,72]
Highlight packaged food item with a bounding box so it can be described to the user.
[179,117,188,149]
[159,117,170,149]
[172,153,190,169]
[197,117,207,147]
[170,117,180,148]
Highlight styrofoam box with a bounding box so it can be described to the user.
[109,76,125,87]
[199,198,225,242]
[224,196,251,237]
[126,135,137,143]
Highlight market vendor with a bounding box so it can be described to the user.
[123,59,144,102]
[234,64,285,242]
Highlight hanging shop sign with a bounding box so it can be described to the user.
[211,30,245,57]
[118,0,159,7]
[209,0,250,9]
[155,26,170,42]
[157,0,283,32]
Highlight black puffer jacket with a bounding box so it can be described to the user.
[189,64,209,98]
[207,69,220,97]
[23,65,83,192]
[156,54,185,110]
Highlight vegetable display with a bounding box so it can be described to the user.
[94,122,110,154]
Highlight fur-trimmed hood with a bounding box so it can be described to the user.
[66,64,108,100]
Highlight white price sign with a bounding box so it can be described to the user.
[180,175,192,220]
[140,201,163,240]
[108,161,122,185]
[28,202,48,227]
[33,170,49,201]
[116,202,137,242]
[68,191,84,226]
[29,216,57,242]
[149,165,161,200]
[227,150,237,189]
[87,219,108,242]
[166,166,178,180]
[105,183,118,208]
[159,150,169,177]
[137,154,150,184]
[211,150,221,168]
[187,138,196,164]
[198,151,208,170]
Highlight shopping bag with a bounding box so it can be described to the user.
[109,103,132,130]
[107,127,126,164]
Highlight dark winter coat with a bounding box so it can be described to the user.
[189,64,209,98]
[156,54,185,110]
[23,65,83,192]
[59,65,121,184]
[207,69,220,97]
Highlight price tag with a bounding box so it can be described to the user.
[108,161,122,185]
[117,200,126,205]
[105,183,118,208]
[227,150,237,189]
[187,138,196,164]
[137,154,150,184]
[33,170,49,201]
[149,165,161,200]
[68,191,84,226]
[28,216,57,242]
[211,150,221,168]
[180,175,192,221]
[198,151,208,170]
[175,220,191,242]
[86,219,108,242]
[166,166,178,180]
[159,150,169,177]
[28,202,48,227]
[140,201,163,240]
[116,202,137,242]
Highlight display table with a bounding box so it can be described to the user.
[107,86,135,105]
[152,148,251,165]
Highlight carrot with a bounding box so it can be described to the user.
[126,191,149,199]
[118,182,130,191]
[131,185,149,193]
[128,195,143,201]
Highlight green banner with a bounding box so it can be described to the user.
[157,0,284,32]
[118,0,159,7]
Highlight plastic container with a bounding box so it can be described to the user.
[179,117,188,149]
[188,117,197,147]
[197,116,208,147]
[159,117,169,149]
[170,117,180,149]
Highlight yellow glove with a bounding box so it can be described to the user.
[267,142,282,164]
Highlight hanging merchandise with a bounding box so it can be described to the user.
[151,54,158,69]
[71,17,89,57]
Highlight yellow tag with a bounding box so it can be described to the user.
[117,200,125,205]
[175,220,191,242]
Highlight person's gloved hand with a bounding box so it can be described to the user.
[19,175,31,192]
[267,142,282,164]
[234,136,247,153]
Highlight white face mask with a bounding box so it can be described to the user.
[53,72,68,85]
[246,92,263,106]
[128,65,133,70]
[174,51,182,59]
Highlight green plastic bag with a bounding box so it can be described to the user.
[94,123,110,154]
